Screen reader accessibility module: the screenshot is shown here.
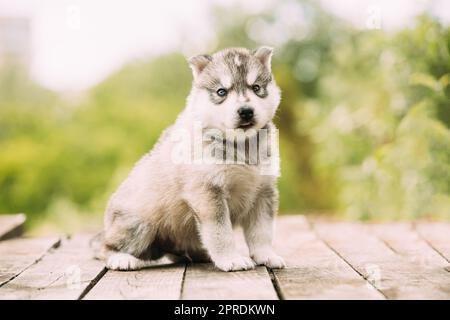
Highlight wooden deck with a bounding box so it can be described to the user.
[0,214,449,300]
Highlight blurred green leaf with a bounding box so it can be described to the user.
[1,2,449,233]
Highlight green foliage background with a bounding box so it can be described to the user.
[0,1,449,233]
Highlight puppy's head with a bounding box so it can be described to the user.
[186,47,281,132]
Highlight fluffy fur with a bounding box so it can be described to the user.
[99,47,286,271]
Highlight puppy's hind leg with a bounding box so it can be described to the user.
[106,252,162,271]
[102,209,156,271]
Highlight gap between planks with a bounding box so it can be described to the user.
[0,234,105,300]
[413,222,450,264]
[2,217,448,300]
[267,267,284,300]
[0,236,61,289]
[84,230,279,300]
[311,220,450,299]
[181,264,277,300]
[272,216,384,300]
[0,214,26,241]
[180,229,278,300]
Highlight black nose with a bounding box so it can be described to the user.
[237,107,254,122]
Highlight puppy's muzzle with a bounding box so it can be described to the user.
[237,106,254,122]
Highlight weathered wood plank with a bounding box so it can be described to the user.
[370,223,449,269]
[181,228,277,300]
[0,234,106,300]
[314,222,450,299]
[0,214,26,241]
[0,237,60,287]
[271,216,383,299]
[415,223,450,263]
[84,262,185,300]
[1,218,448,300]
[182,264,277,300]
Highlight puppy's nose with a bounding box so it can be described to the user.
[237,106,254,122]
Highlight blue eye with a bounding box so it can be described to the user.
[216,88,227,97]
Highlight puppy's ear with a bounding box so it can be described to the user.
[188,54,212,79]
[253,46,273,70]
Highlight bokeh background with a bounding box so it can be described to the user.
[0,0,449,234]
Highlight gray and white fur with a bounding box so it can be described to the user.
[99,47,286,271]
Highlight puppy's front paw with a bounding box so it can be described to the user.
[252,251,286,269]
[214,254,256,272]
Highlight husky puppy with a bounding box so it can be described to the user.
[100,47,286,271]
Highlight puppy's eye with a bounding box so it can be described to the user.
[216,88,227,97]
[252,84,261,93]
